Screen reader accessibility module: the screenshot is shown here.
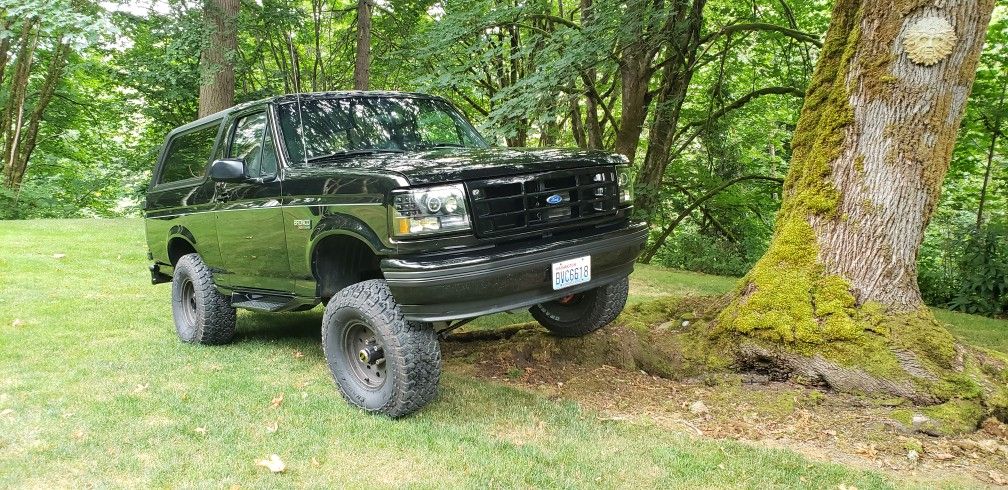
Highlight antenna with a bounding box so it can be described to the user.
[287,30,308,167]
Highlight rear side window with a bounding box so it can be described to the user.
[158,124,219,185]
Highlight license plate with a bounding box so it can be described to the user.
[552,256,591,290]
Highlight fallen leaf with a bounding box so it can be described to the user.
[194,427,207,435]
[689,400,708,415]
[311,457,321,467]
[855,444,878,458]
[989,470,1007,486]
[931,452,954,461]
[981,417,1008,438]
[977,439,1000,454]
[907,449,919,464]
[270,393,284,408]
[180,392,190,401]
[132,383,149,394]
[0,408,13,418]
[256,454,286,473]
[52,253,65,259]
[72,429,86,440]
[266,421,278,433]
[293,350,304,359]
[822,430,837,437]
[11,319,25,328]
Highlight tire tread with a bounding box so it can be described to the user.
[322,280,440,418]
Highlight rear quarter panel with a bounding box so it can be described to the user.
[145,181,222,272]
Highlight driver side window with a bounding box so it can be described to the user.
[229,112,268,177]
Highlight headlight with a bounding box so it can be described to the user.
[616,165,634,205]
[391,184,471,237]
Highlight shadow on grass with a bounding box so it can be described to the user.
[233,309,325,357]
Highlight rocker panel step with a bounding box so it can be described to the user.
[230,291,294,312]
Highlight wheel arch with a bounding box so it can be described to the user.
[310,230,384,300]
[166,226,199,266]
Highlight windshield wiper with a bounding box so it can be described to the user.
[307,148,404,163]
[417,143,465,150]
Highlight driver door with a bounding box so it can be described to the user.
[214,109,292,293]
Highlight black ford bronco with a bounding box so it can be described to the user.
[144,91,647,417]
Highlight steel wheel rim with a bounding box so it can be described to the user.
[342,320,387,389]
[179,279,198,336]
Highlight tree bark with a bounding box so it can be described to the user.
[1,19,39,188]
[354,0,372,91]
[579,0,603,149]
[728,0,995,316]
[7,41,70,189]
[613,49,652,161]
[633,0,705,216]
[976,80,1004,228]
[198,0,239,118]
[0,18,14,87]
[716,0,1002,416]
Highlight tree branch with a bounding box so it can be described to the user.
[676,85,804,139]
[639,174,784,263]
[701,22,823,48]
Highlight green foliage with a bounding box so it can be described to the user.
[920,212,1008,317]
[652,225,765,277]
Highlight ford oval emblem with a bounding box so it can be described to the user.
[546,194,564,205]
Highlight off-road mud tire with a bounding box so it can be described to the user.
[171,253,236,345]
[530,276,629,337]
[321,279,441,418]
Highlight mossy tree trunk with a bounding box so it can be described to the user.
[717,0,1006,427]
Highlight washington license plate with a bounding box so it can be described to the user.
[552,256,591,290]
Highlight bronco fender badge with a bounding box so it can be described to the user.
[546,194,563,205]
[293,219,312,230]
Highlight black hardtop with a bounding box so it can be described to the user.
[166,91,447,138]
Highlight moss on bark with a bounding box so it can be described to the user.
[710,0,1004,431]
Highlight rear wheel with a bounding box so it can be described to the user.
[321,280,440,418]
[530,276,629,337]
[171,253,236,345]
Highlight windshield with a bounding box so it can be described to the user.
[277,96,488,164]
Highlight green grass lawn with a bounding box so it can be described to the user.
[1,218,1002,488]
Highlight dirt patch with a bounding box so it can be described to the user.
[443,322,1008,487]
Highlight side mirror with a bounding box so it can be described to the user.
[209,158,248,183]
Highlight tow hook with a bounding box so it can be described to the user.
[358,344,384,364]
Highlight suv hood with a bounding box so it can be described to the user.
[307,147,626,186]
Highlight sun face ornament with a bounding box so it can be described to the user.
[902,16,958,66]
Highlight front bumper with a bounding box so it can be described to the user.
[381,222,648,322]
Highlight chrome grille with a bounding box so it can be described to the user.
[467,166,620,237]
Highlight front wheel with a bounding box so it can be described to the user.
[530,276,629,337]
[321,280,441,418]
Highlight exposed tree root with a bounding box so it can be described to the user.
[734,342,943,405]
[446,295,1008,435]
